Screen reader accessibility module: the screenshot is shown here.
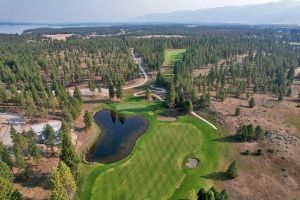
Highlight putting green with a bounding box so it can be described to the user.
[80,101,223,200]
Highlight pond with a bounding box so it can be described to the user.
[85,109,148,164]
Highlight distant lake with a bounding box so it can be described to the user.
[0,24,114,34]
[0,25,62,34]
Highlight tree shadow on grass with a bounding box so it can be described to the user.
[212,135,240,143]
[201,172,231,181]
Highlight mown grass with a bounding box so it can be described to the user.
[164,49,186,67]
[80,100,224,200]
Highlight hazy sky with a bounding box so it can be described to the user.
[1,0,281,23]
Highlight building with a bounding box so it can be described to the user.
[31,120,62,144]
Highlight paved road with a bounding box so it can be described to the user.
[0,113,23,146]
[69,49,148,97]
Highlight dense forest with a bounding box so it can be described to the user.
[0,25,299,121]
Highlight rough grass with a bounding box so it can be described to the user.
[80,100,223,200]
[164,49,186,67]
[288,115,300,131]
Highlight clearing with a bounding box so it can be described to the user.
[161,49,186,73]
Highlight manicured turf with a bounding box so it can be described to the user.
[164,49,186,67]
[80,100,223,200]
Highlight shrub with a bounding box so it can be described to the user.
[245,150,250,155]
[257,149,263,156]
[267,148,275,153]
[235,107,241,116]
[248,97,256,108]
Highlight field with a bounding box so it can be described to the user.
[80,99,225,200]
[289,42,300,46]
[162,49,186,73]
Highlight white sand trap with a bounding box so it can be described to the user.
[186,158,200,169]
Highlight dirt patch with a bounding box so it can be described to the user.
[157,116,176,122]
[210,88,300,199]
[15,156,59,200]
[43,34,74,41]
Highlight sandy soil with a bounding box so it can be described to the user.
[43,34,74,41]
[0,112,25,146]
[157,116,177,121]
[210,87,300,199]
[15,153,60,200]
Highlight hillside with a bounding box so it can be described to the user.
[137,0,300,25]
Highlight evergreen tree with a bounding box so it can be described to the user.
[226,161,238,179]
[0,161,14,182]
[108,82,115,99]
[27,130,41,163]
[254,125,264,140]
[287,87,292,97]
[84,110,93,129]
[116,81,123,99]
[235,107,241,116]
[59,121,79,173]
[50,161,77,200]
[278,92,283,101]
[0,176,21,200]
[185,99,193,114]
[248,97,256,108]
[88,80,96,96]
[73,86,82,104]
[0,142,13,168]
[166,82,176,109]
[44,124,56,154]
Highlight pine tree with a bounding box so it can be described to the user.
[88,80,96,96]
[278,92,283,101]
[226,161,238,179]
[166,82,176,109]
[116,81,123,99]
[0,161,14,182]
[50,161,77,200]
[59,121,79,173]
[0,142,13,168]
[73,86,82,104]
[185,99,193,114]
[44,124,55,154]
[235,107,241,116]
[248,97,256,108]
[84,111,93,129]
[108,82,115,99]
[0,176,21,200]
[27,130,41,163]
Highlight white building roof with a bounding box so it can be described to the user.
[31,120,62,136]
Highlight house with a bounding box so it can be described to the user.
[31,120,62,144]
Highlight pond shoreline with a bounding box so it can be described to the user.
[85,109,149,164]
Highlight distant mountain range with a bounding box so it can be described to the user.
[136,0,300,25]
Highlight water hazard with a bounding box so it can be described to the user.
[85,109,148,164]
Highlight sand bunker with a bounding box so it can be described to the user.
[186,158,200,169]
